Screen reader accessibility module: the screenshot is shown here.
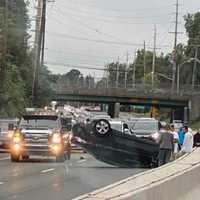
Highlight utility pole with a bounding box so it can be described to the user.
[143,41,146,85]
[176,63,180,93]
[32,0,47,106]
[132,50,137,88]
[125,51,129,88]
[152,25,157,90]
[192,47,198,90]
[105,64,109,88]
[116,56,119,88]
[171,0,181,92]
[41,0,47,66]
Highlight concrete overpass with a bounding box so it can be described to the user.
[52,86,200,122]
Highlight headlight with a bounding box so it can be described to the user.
[13,143,21,151]
[52,133,62,143]
[7,130,14,138]
[13,136,21,143]
[12,131,23,143]
[151,132,160,140]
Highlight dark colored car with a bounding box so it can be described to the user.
[72,119,159,168]
[9,114,72,162]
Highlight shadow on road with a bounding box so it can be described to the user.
[15,158,59,163]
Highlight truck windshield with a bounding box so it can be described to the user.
[20,119,59,129]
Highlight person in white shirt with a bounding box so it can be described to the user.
[170,124,179,159]
[181,126,194,153]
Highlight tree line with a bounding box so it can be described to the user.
[0,0,54,117]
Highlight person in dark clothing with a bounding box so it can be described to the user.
[193,129,200,147]
[158,124,174,166]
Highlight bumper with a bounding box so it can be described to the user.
[10,143,65,156]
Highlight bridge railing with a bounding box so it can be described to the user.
[55,82,200,97]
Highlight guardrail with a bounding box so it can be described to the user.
[72,148,200,200]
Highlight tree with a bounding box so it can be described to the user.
[85,75,95,88]
[0,0,29,116]
[61,69,82,87]
[184,12,200,86]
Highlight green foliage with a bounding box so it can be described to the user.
[0,63,26,117]
[0,1,54,117]
[103,51,171,88]
[183,12,200,86]
[36,65,54,107]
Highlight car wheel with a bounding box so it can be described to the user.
[22,155,29,160]
[10,154,20,162]
[56,154,65,162]
[93,119,111,137]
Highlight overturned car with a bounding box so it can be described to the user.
[72,118,160,168]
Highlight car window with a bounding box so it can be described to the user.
[133,121,158,131]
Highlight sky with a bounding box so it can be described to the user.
[29,0,200,78]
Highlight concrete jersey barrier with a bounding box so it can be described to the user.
[72,148,200,200]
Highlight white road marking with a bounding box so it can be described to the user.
[40,168,55,174]
[0,156,9,161]
[77,159,86,163]
[0,182,4,185]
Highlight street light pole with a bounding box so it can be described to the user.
[177,64,180,93]
[152,25,157,90]
[192,47,198,90]
[132,50,137,88]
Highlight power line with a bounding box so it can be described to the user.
[46,30,171,48]
[52,7,172,25]
[45,61,132,72]
[45,48,116,60]
[57,0,173,18]
[52,6,172,23]
[65,0,173,14]
[51,8,133,44]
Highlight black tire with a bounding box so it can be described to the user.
[22,155,29,160]
[10,154,20,162]
[93,119,111,137]
[56,154,65,162]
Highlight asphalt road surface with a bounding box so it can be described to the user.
[0,152,146,200]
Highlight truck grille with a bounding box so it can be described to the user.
[24,133,49,145]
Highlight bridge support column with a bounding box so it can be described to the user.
[189,96,200,122]
[108,103,120,118]
[101,104,107,112]
[171,108,185,123]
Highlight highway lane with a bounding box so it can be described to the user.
[0,153,146,200]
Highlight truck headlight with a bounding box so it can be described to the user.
[13,143,21,151]
[12,131,23,143]
[8,130,14,138]
[151,132,160,140]
[13,136,21,143]
[52,133,62,143]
